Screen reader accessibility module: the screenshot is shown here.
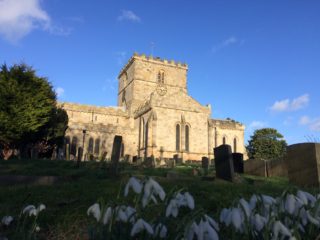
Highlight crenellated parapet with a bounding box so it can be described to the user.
[118,52,188,78]
[209,118,245,130]
[58,102,128,117]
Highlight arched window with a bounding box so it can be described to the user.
[185,125,189,152]
[176,124,180,151]
[233,138,237,153]
[71,137,78,156]
[223,136,226,145]
[158,70,165,84]
[88,137,94,154]
[94,138,100,155]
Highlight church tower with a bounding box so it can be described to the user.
[117,53,188,114]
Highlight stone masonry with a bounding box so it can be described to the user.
[60,53,245,161]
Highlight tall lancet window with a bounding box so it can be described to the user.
[185,125,189,151]
[233,138,237,153]
[223,136,226,145]
[176,124,180,151]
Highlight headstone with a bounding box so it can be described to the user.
[232,153,244,173]
[167,158,176,168]
[101,151,107,161]
[214,144,234,182]
[51,146,57,160]
[201,157,209,170]
[285,143,320,187]
[144,157,155,168]
[132,155,138,163]
[110,135,122,177]
[58,148,64,160]
[77,147,83,167]
[65,143,70,160]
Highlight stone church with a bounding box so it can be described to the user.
[60,53,245,161]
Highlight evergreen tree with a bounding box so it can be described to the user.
[0,63,68,159]
[246,128,287,160]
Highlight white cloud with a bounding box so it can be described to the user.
[117,10,141,22]
[0,0,70,43]
[299,115,310,125]
[55,87,65,98]
[247,121,267,131]
[299,115,320,132]
[310,119,320,131]
[270,94,309,112]
[212,36,242,53]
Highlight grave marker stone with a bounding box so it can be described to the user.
[110,135,122,177]
[214,144,234,182]
[65,143,70,160]
[232,153,244,173]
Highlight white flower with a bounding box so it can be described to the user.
[285,194,296,215]
[22,204,46,217]
[204,214,219,231]
[239,198,251,218]
[201,220,219,240]
[154,223,167,238]
[186,222,199,240]
[272,221,292,239]
[142,178,166,207]
[185,192,195,210]
[124,177,142,197]
[125,206,136,223]
[87,203,101,222]
[166,199,179,217]
[297,190,316,206]
[130,218,154,236]
[262,195,275,205]
[116,206,128,222]
[220,208,231,226]
[231,208,243,231]
[35,225,40,232]
[102,207,113,225]
[251,214,266,232]
[1,216,13,226]
[306,210,320,226]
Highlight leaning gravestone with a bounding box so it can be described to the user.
[65,144,70,161]
[214,144,234,182]
[110,135,122,177]
[232,153,244,173]
[202,157,209,170]
[285,143,320,187]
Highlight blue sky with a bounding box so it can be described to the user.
[0,0,319,144]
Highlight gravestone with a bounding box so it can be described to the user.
[124,154,130,163]
[101,151,108,161]
[214,144,234,182]
[232,153,244,173]
[202,157,209,170]
[168,158,176,168]
[285,143,320,187]
[65,144,70,160]
[77,147,83,167]
[132,155,138,163]
[110,135,122,177]
[144,156,155,168]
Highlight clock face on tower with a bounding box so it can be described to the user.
[156,84,167,96]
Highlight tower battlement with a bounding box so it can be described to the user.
[118,52,188,78]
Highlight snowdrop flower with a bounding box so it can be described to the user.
[87,203,101,222]
[204,214,219,231]
[154,223,167,238]
[125,206,136,223]
[306,210,320,226]
[102,207,113,225]
[251,214,267,232]
[23,204,46,217]
[262,195,276,205]
[116,206,128,222]
[124,177,142,197]
[249,195,258,210]
[220,208,232,226]
[231,208,243,232]
[184,192,195,210]
[142,178,166,207]
[272,221,292,239]
[239,198,251,217]
[297,190,316,206]
[299,207,308,226]
[35,225,40,232]
[166,199,179,217]
[130,218,154,236]
[1,216,13,226]
[200,220,219,240]
[186,222,199,240]
[285,194,296,215]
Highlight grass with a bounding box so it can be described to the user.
[0,158,315,239]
